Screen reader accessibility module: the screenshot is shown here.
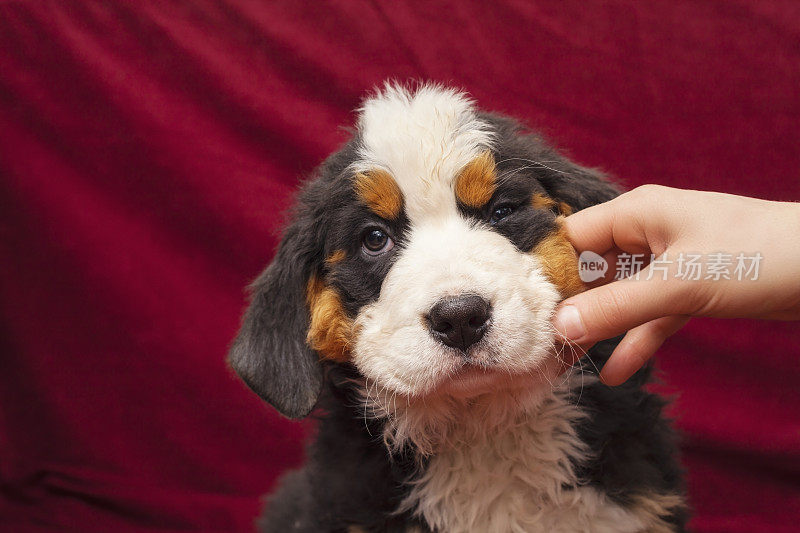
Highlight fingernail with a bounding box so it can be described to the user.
[552,305,586,341]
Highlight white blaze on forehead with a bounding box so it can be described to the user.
[353,83,494,221]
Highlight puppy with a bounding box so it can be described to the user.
[229,83,687,532]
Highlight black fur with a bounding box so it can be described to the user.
[481,114,620,211]
[259,364,428,532]
[572,341,688,530]
[230,104,686,531]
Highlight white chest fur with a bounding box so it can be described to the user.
[391,385,651,533]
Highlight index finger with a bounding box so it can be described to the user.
[561,201,621,254]
[562,185,673,256]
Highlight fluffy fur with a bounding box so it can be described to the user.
[229,82,687,532]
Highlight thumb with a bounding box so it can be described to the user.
[551,275,690,345]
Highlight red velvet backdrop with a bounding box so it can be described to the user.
[1,2,798,531]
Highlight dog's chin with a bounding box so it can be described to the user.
[432,365,533,398]
[425,349,565,400]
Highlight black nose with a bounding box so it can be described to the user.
[427,295,491,352]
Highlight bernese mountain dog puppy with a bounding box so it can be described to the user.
[229,83,687,532]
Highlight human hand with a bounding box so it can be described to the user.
[552,185,800,385]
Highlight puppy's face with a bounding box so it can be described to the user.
[230,85,618,418]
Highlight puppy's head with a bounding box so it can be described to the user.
[230,84,618,418]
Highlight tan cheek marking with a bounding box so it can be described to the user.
[533,220,585,298]
[454,150,496,208]
[306,275,353,362]
[354,169,403,220]
[532,192,572,216]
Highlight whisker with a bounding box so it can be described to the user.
[494,157,569,176]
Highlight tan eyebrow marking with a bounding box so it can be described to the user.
[532,192,573,215]
[325,249,346,265]
[306,275,353,362]
[354,169,404,220]
[532,219,585,298]
[454,150,497,208]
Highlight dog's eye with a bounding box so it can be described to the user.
[490,205,514,224]
[362,228,394,255]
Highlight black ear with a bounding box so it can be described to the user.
[228,216,323,419]
[480,112,621,211]
[537,157,621,212]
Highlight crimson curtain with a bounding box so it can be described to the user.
[1,2,798,531]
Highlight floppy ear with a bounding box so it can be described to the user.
[481,112,621,212]
[228,216,323,419]
[537,156,621,212]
